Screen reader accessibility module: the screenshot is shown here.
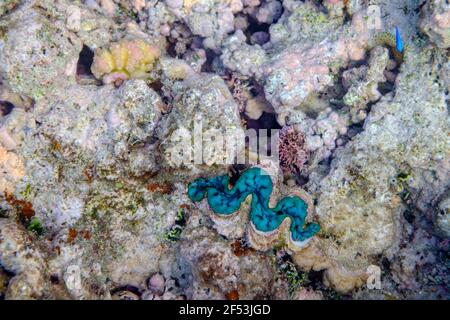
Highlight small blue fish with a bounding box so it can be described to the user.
[395,26,404,53]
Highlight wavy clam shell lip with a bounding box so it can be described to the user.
[247,219,286,252]
[248,220,312,252]
[287,233,313,251]
[247,217,312,252]
[207,197,250,239]
[247,189,316,252]
[188,167,319,252]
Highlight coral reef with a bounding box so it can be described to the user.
[342,46,390,123]
[436,195,450,238]
[0,0,21,17]
[293,42,449,293]
[0,146,24,194]
[288,108,349,166]
[149,0,245,50]
[419,0,450,49]
[221,30,267,80]
[0,219,48,299]
[260,2,371,115]
[0,2,82,101]
[157,72,243,175]
[177,209,277,299]
[0,0,447,301]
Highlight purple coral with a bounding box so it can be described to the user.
[279,126,309,175]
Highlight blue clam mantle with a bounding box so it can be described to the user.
[188,167,320,242]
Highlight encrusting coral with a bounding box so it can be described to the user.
[91,39,161,85]
[342,46,390,123]
[0,219,48,299]
[188,167,320,248]
[0,146,24,194]
[0,0,21,17]
[418,0,450,49]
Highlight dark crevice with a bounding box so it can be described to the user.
[378,81,395,95]
[247,19,271,34]
[229,164,248,186]
[76,44,101,86]
[243,4,284,45]
[0,101,14,116]
[110,285,142,297]
[294,174,309,187]
[245,112,281,131]
[166,41,178,58]
[346,123,365,138]
[317,156,333,168]
[76,45,94,77]
[148,80,173,114]
[244,21,270,45]
[165,22,195,59]
[414,0,427,14]
[306,269,325,290]
[248,112,281,158]
[0,265,14,300]
[200,49,217,73]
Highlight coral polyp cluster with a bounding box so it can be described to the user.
[188,167,320,247]
[91,39,161,85]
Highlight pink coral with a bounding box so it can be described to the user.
[278,126,309,175]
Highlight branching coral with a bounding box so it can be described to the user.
[91,39,161,85]
[342,46,390,123]
[223,72,252,114]
[188,167,320,245]
[279,126,309,175]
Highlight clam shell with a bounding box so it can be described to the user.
[247,219,289,251]
[207,194,250,239]
[247,188,317,252]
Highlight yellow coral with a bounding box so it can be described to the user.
[91,39,161,85]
